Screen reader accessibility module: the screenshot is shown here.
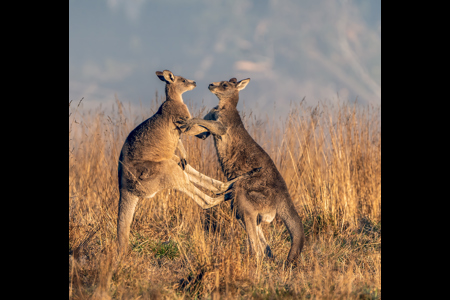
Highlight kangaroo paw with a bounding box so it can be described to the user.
[246,167,262,176]
[178,158,188,170]
[235,167,262,180]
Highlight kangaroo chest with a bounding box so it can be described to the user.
[213,133,229,165]
[212,116,248,179]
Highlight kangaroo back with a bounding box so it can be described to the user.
[120,100,190,163]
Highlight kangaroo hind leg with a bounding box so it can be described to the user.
[240,211,263,259]
[183,164,224,193]
[256,225,273,259]
[173,183,227,209]
[172,154,231,194]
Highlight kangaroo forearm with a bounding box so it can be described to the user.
[171,154,181,164]
[177,139,187,159]
[188,118,226,136]
[183,124,210,136]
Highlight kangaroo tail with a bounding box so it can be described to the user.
[117,189,139,254]
[277,198,305,265]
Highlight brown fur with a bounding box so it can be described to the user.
[178,78,305,265]
[117,70,251,254]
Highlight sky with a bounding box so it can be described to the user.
[69,0,381,119]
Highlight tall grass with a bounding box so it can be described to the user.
[69,97,381,299]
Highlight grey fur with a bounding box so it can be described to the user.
[178,78,305,265]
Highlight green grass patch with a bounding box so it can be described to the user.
[131,233,180,260]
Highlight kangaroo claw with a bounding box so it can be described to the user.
[178,158,188,170]
[224,190,234,201]
[216,182,235,196]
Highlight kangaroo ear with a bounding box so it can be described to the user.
[236,78,250,91]
[156,71,165,82]
[229,78,237,83]
[156,70,175,83]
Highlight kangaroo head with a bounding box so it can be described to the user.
[208,78,250,108]
[156,70,197,101]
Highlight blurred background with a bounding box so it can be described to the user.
[69,0,381,119]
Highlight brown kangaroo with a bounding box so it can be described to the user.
[178,78,305,265]
[117,70,254,254]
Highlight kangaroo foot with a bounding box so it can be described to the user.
[215,167,262,195]
[285,258,299,269]
[216,182,235,196]
[224,190,234,201]
[265,246,275,260]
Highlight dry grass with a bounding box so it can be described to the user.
[69,97,381,299]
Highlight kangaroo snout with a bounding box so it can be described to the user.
[208,83,217,91]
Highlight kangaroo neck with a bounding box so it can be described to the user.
[165,85,183,102]
[217,97,241,126]
[218,96,238,110]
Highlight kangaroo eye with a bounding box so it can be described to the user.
[183,80,186,83]
[223,84,228,88]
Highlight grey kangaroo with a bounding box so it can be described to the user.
[177,78,305,265]
[117,70,254,254]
